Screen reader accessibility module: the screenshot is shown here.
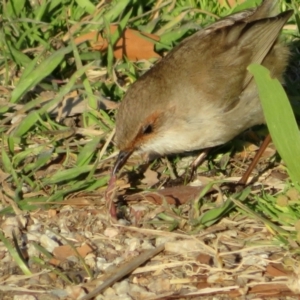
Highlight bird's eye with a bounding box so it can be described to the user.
[142,124,153,135]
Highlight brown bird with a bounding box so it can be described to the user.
[112,0,293,175]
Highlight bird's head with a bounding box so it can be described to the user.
[113,81,178,175]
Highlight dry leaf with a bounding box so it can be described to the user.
[266,263,289,277]
[53,244,93,261]
[218,0,245,7]
[125,185,205,205]
[141,168,159,186]
[74,25,161,61]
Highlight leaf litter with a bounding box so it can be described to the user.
[1,148,300,299]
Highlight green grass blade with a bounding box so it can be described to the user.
[76,136,102,167]
[5,0,26,17]
[248,64,300,184]
[43,165,94,184]
[103,0,131,22]
[75,0,96,14]
[10,45,73,103]
[12,111,41,137]
[0,231,32,275]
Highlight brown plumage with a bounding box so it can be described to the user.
[113,0,293,174]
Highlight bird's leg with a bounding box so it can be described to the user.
[238,134,271,185]
[105,173,118,219]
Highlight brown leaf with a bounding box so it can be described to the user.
[266,263,289,277]
[49,257,61,266]
[47,209,57,218]
[125,185,206,205]
[249,283,291,295]
[196,253,213,265]
[53,244,93,261]
[141,168,159,187]
[74,25,161,61]
[218,0,245,7]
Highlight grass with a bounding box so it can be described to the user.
[0,0,300,296]
[0,0,225,213]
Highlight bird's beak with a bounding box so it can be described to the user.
[112,150,133,175]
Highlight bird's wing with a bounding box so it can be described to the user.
[238,10,293,89]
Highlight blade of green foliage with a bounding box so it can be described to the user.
[34,1,49,21]
[31,241,53,259]
[37,63,92,115]
[75,0,96,14]
[1,144,13,173]
[10,45,73,103]
[229,0,261,13]
[48,0,63,13]
[31,240,84,283]
[12,111,41,137]
[1,145,19,184]
[0,231,32,275]
[0,96,45,127]
[69,26,98,124]
[294,11,300,35]
[103,0,131,22]
[156,11,189,36]
[47,227,93,278]
[12,145,47,167]
[194,186,251,227]
[159,27,192,48]
[12,63,92,137]
[105,8,132,77]
[4,0,26,17]
[24,149,54,174]
[85,175,110,191]
[156,213,179,231]
[231,197,289,237]
[76,136,102,167]
[0,176,107,214]
[44,175,109,202]
[111,7,133,44]
[248,64,300,184]
[6,44,32,67]
[199,199,234,227]
[30,256,73,284]
[43,165,94,184]
[17,21,49,49]
[7,136,15,153]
